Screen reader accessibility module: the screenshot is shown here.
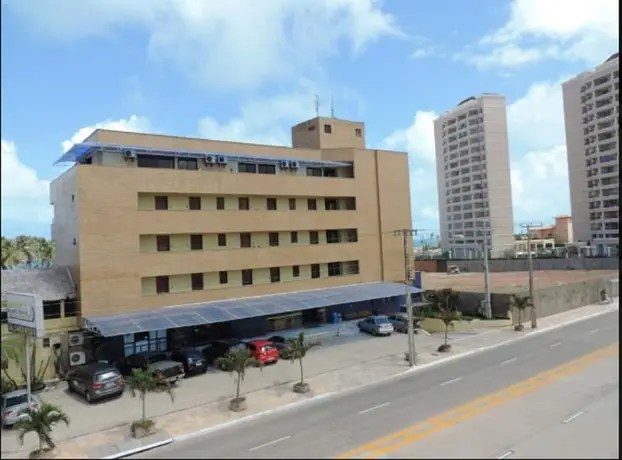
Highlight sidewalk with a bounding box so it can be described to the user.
[2,300,617,459]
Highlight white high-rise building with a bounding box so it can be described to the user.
[562,53,619,254]
[434,94,515,258]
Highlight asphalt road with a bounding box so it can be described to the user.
[134,310,619,459]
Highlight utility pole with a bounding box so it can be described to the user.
[521,222,543,328]
[394,228,426,367]
[480,225,492,319]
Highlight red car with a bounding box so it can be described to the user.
[246,340,279,365]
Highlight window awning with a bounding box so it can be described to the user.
[83,282,421,337]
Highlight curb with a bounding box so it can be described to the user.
[101,439,174,459]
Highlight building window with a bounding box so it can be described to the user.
[43,301,61,320]
[240,233,252,248]
[323,168,337,178]
[307,199,317,210]
[290,231,298,244]
[355,128,362,137]
[137,155,175,169]
[219,271,228,285]
[239,163,257,173]
[324,124,332,134]
[156,276,170,294]
[270,267,281,283]
[327,262,342,277]
[188,196,201,210]
[258,164,276,175]
[325,198,338,210]
[217,233,227,247]
[239,197,250,210]
[178,157,198,170]
[242,269,253,286]
[343,260,360,275]
[292,265,300,278]
[311,264,321,279]
[306,167,322,177]
[190,234,203,250]
[269,232,279,247]
[64,300,79,317]
[288,198,296,210]
[326,230,340,243]
[156,235,170,252]
[216,197,225,210]
[310,231,319,245]
[267,198,278,210]
[154,196,169,210]
[191,273,204,291]
[346,229,358,242]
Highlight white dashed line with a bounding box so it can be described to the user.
[500,357,518,365]
[358,402,391,415]
[440,377,463,386]
[562,411,585,424]
[587,328,599,334]
[497,450,514,459]
[248,435,292,452]
[549,341,562,348]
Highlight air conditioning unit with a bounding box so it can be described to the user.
[123,150,137,160]
[68,332,84,347]
[290,160,300,169]
[217,155,227,165]
[279,160,289,169]
[204,155,215,164]
[69,351,86,367]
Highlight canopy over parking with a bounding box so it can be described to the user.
[83,282,423,337]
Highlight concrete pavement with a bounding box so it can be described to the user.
[133,309,619,459]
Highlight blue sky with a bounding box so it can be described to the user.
[1,0,619,240]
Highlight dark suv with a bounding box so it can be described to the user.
[169,348,208,376]
[202,339,247,368]
[121,351,185,384]
[67,362,124,404]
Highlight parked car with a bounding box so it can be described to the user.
[169,348,208,376]
[121,351,185,384]
[246,340,279,365]
[1,389,42,428]
[202,339,247,369]
[358,315,394,336]
[67,362,124,403]
[387,313,422,334]
[266,335,293,358]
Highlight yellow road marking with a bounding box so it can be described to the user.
[336,343,618,459]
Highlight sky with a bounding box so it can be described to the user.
[1,0,619,240]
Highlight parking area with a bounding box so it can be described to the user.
[1,323,466,454]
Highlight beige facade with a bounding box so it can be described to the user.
[562,53,619,252]
[434,94,515,258]
[50,117,412,318]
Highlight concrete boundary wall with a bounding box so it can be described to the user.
[451,257,619,273]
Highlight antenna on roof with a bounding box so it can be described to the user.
[330,96,335,118]
[315,94,320,117]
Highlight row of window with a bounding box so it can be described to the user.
[149,261,361,295]
[149,229,359,252]
[151,195,357,211]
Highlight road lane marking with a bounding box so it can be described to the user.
[549,341,562,348]
[500,357,518,365]
[562,410,585,424]
[248,435,292,452]
[359,402,391,415]
[440,377,463,386]
[497,450,514,459]
[587,328,599,334]
[335,343,618,459]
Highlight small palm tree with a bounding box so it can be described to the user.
[510,295,534,331]
[286,332,321,393]
[126,368,175,436]
[16,403,70,457]
[216,349,261,412]
[425,289,462,352]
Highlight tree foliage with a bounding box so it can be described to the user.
[216,349,261,402]
[1,236,55,269]
[16,403,70,455]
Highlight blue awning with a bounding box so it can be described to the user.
[83,282,421,337]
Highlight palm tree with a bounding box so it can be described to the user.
[1,334,22,390]
[126,368,175,436]
[16,403,70,457]
[510,295,534,331]
[425,289,462,352]
[216,349,261,412]
[286,332,321,393]
[1,237,23,269]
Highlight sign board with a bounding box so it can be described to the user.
[5,292,45,338]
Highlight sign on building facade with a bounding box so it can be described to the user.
[6,292,45,338]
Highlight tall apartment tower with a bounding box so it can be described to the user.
[562,52,619,254]
[433,94,515,258]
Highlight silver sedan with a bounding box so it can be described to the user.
[1,389,42,428]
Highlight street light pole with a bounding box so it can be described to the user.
[521,222,543,328]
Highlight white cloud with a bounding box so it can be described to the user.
[1,140,53,224]
[458,0,619,69]
[383,111,437,163]
[9,0,403,91]
[61,115,151,152]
